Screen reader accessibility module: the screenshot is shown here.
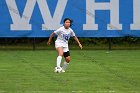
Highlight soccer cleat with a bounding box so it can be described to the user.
[61,69,65,73]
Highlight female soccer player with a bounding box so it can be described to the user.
[47,18,83,73]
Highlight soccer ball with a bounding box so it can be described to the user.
[54,67,62,73]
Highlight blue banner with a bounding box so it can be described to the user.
[0,0,140,37]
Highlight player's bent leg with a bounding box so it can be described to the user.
[62,51,70,72]
[62,56,70,72]
[65,56,70,63]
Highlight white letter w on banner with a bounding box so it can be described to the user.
[6,0,68,30]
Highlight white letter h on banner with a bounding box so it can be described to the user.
[84,0,122,30]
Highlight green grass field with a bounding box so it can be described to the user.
[0,50,140,93]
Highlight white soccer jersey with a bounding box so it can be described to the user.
[54,26,75,48]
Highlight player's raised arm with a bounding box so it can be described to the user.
[73,36,83,49]
[47,32,55,45]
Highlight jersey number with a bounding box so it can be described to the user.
[63,34,69,41]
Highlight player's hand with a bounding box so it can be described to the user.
[47,41,50,45]
[79,44,83,49]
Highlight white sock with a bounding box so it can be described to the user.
[62,61,69,71]
[56,56,62,67]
